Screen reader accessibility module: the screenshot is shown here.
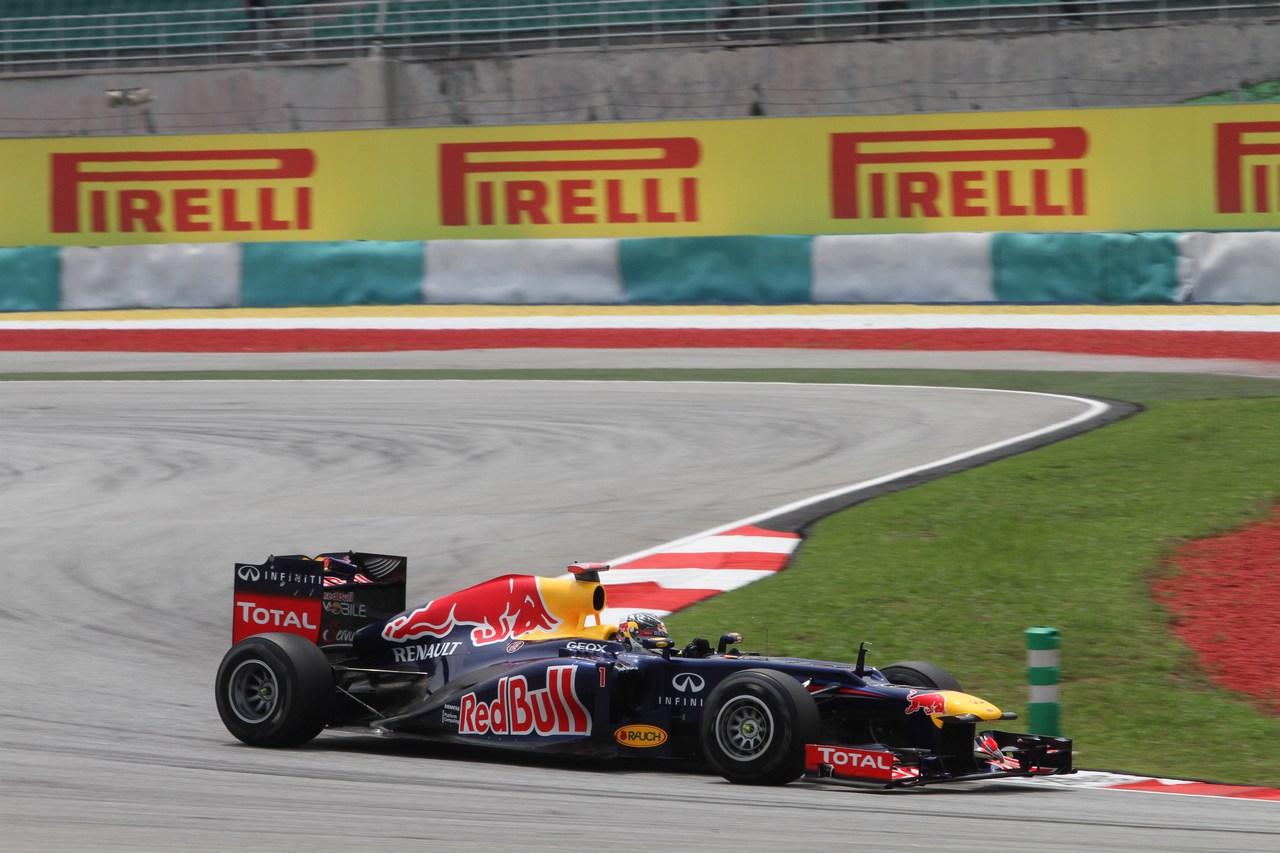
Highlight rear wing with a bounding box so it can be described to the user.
[232,552,407,646]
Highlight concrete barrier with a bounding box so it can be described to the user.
[992,232,1185,304]
[423,239,623,304]
[812,233,994,303]
[0,246,59,311]
[241,240,423,307]
[619,236,812,304]
[61,243,241,309]
[4,233,1279,310]
[1179,232,1280,303]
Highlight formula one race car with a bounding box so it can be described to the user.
[216,552,1073,788]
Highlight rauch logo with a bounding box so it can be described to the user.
[830,127,1088,220]
[438,138,700,227]
[50,148,316,234]
[614,724,668,748]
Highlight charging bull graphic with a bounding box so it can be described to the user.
[382,575,563,646]
[904,690,948,716]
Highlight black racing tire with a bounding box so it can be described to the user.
[215,632,334,747]
[699,669,819,786]
[880,660,962,691]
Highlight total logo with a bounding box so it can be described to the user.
[614,724,668,748]
[232,594,321,643]
[805,745,895,781]
[235,600,317,630]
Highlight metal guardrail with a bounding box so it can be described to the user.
[0,0,1274,74]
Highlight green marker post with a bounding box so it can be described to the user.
[1025,627,1061,736]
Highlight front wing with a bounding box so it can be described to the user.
[804,731,1074,788]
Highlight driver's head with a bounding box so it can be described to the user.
[624,612,669,641]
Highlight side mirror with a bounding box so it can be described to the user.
[717,632,744,655]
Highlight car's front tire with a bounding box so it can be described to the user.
[880,660,962,691]
[700,669,819,785]
[215,632,333,747]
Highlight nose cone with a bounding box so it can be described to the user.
[943,691,1004,719]
[906,689,1005,728]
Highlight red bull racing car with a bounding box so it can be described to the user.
[215,552,1073,788]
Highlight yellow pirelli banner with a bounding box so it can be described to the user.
[6,102,1280,246]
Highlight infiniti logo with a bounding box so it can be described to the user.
[236,565,260,582]
[672,673,705,694]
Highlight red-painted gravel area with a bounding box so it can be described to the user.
[0,327,1278,360]
[1155,507,1280,716]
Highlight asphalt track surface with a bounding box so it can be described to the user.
[2,349,1278,853]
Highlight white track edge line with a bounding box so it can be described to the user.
[602,386,1110,567]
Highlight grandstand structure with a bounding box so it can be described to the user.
[0,0,1269,72]
[1,1,1278,135]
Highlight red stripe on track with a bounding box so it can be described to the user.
[602,583,722,610]
[1109,780,1280,800]
[0,328,1278,361]
[616,552,790,571]
[719,525,802,538]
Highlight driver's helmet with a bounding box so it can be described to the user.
[626,612,668,639]
[618,612,671,651]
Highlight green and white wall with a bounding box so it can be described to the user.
[3,231,1279,312]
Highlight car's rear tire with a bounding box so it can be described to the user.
[215,632,334,747]
[880,660,962,691]
[700,669,819,785]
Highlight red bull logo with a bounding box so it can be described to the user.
[458,665,590,736]
[438,137,700,227]
[382,575,562,646]
[904,689,948,716]
[830,127,1088,220]
[49,148,315,234]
